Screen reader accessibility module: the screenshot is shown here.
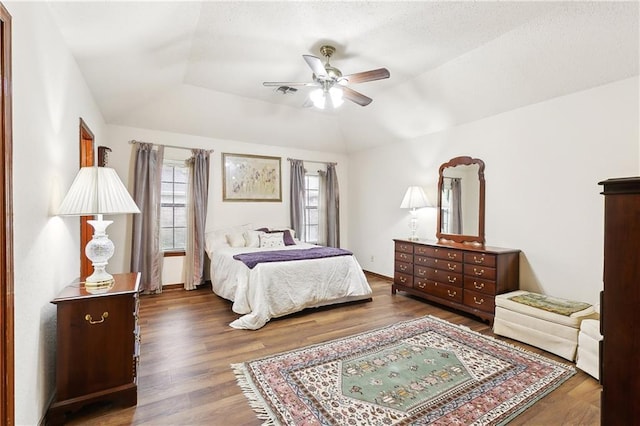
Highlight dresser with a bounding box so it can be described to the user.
[599,177,640,424]
[46,273,140,425]
[392,239,520,322]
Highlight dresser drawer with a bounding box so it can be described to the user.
[395,260,412,274]
[463,276,497,295]
[395,242,414,254]
[415,279,462,303]
[414,245,432,256]
[425,267,463,287]
[394,271,413,287]
[432,247,463,262]
[463,290,495,313]
[463,252,497,268]
[395,251,413,263]
[464,264,496,281]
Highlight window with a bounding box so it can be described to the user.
[303,174,320,243]
[160,160,188,252]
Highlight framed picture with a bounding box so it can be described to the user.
[222,153,282,202]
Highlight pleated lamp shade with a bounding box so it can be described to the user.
[400,186,430,209]
[58,167,140,216]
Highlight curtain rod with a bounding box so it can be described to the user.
[287,157,337,166]
[129,139,214,153]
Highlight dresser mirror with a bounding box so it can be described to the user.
[436,156,485,245]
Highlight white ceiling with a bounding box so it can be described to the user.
[47,1,639,153]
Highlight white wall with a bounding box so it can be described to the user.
[349,76,639,305]
[105,124,350,279]
[7,2,106,424]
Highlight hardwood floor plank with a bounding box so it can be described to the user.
[64,273,601,425]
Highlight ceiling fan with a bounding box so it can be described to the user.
[263,45,390,108]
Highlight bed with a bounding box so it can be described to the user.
[205,225,372,330]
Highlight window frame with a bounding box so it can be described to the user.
[160,159,189,254]
[303,173,320,244]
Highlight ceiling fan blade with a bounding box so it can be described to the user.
[303,54,327,79]
[342,86,373,106]
[263,81,319,87]
[343,68,390,84]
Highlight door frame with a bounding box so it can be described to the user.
[79,118,94,278]
[0,2,13,424]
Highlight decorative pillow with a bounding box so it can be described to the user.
[243,230,263,248]
[268,229,296,246]
[259,232,286,248]
[226,232,246,248]
[205,223,253,253]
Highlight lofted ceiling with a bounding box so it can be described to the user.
[47,1,639,154]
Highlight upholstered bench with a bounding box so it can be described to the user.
[576,317,602,379]
[493,290,598,361]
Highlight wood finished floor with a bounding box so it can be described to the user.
[64,273,601,425]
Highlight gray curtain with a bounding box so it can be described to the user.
[184,149,210,290]
[326,163,340,247]
[450,178,462,234]
[131,143,165,294]
[290,159,305,239]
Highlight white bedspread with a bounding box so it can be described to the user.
[210,243,372,329]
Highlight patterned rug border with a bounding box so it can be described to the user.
[232,315,576,425]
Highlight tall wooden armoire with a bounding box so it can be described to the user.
[599,177,640,424]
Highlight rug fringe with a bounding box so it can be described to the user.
[231,363,279,426]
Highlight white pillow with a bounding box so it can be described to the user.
[226,232,246,248]
[243,230,263,248]
[259,232,285,248]
[205,223,253,253]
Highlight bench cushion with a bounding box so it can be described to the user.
[495,290,596,328]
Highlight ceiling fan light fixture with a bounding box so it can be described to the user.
[310,88,326,109]
[329,87,344,108]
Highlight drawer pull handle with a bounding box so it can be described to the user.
[418,282,426,289]
[473,282,485,290]
[473,268,485,276]
[400,254,407,259]
[447,290,457,297]
[418,270,425,276]
[447,253,457,259]
[473,256,485,264]
[400,277,406,283]
[447,276,457,283]
[400,265,406,271]
[85,311,109,325]
[447,264,456,271]
[473,297,484,305]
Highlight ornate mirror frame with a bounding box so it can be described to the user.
[436,156,485,245]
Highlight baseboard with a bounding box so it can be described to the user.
[362,270,392,281]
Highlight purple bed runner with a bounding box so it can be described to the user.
[233,247,353,269]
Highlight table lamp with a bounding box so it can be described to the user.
[58,166,140,292]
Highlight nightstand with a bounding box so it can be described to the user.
[46,272,140,425]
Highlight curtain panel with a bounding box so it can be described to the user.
[326,163,340,247]
[289,159,305,240]
[131,143,165,294]
[184,149,210,290]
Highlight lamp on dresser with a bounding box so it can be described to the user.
[58,166,140,292]
[400,185,430,240]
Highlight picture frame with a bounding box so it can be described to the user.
[222,153,282,202]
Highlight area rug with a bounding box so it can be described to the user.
[232,315,575,425]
